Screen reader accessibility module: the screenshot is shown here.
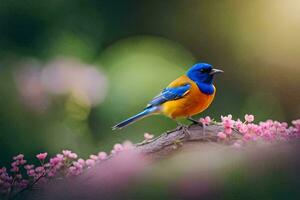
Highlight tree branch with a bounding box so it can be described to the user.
[135,124,242,158]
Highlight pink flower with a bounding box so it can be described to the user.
[217,132,227,139]
[44,163,51,168]
[235,118,242,126]
[35,166,45,173]
[0,167,6,173]
[13,154,24,161]
[56,154,64,159]
[47,171,55,177]
[85,159,96,168]
[24,164,34,170]
[224,127,232,135]
[199,116,211,125]
[90,155,98,161]
[73,161,84,169]
[77,158,86,165]
[69,153,78,159]
[62,150,77,159]
[113,144,124,152]
[281,122,288,128]
[144,133,154,140]
[245,114,254,123]
[62,150,72,157]
[10,166,19,173]
[36,152,48,160]
[221,114,234,129]
[98,152,107,160]
[292,119,300,126]
[68,166,81,176]
[123,140,134,150]
[27,169,36,176]
[69,159,85,176]
[292,119,300,133]
[221,115,234,135]
[238,124,248,134]
[11,161,19,168]
[19,159,27,165]
[243,133,252,141]
[50,156,62,165]
[262,130,272,140]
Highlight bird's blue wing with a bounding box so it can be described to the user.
[146,83,191,108]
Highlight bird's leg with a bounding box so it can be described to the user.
[174,120,191,137]
[175,121,184,130]
[181,125,192,138]
[166,119,191,137]
[187,117,203,127]
[187,117,206,136]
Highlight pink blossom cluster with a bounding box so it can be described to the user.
[111,141,134,155]
[0,150,107,197]
[0,140,136,198]
[0,154,29,196]
[216,114,300,148]
[199,116,212,125]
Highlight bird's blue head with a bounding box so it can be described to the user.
[187,63,223,94]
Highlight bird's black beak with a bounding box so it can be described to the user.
[209,68,224,75]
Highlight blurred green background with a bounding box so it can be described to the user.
[0,0,300,165]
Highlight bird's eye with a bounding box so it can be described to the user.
[200,68,211,73]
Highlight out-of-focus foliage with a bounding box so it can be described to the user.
[0,0,299,167]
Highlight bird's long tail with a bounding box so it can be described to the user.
[112,106,159,130]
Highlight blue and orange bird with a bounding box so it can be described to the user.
[112,63,223,130]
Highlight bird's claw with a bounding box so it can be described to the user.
[176,124,191,138]
[187,117,203,127]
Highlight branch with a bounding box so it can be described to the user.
[135,123,242,158]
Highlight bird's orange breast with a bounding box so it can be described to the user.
[161,75,215,119]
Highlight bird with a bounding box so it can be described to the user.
[112,63,223,130]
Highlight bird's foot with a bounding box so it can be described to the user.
[175,124,191,138]
[187,117,203,127]
[187,117,207,136]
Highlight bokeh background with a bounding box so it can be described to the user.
[0,0,300,165]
